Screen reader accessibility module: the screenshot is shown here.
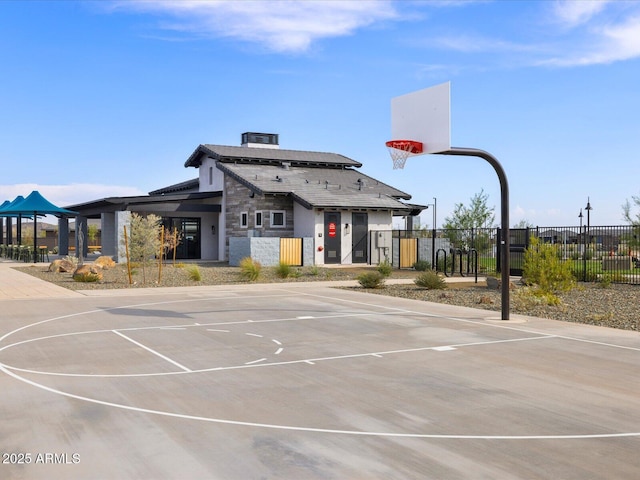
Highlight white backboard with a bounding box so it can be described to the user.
[390,81,451,155]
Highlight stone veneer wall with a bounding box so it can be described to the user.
[224,175,295,257]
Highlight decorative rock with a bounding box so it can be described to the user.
[94,256,116,270]
[72,264,103,282]
[48,259,75,273]
[478,295,494,304]
[486,276,516,290]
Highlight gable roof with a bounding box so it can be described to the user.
[149,178,200,195]
[217,162,420,212]
[185,144,362,168]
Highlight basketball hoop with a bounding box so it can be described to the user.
[385,140,424,169]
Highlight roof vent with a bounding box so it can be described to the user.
[241,132,280,149]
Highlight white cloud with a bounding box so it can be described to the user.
[541,1,640,66]
[551,0,610,28]
[109,0,398,53]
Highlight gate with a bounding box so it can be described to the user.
[280,238,303,266]
[509,228,529,276]
[399,238,418,268]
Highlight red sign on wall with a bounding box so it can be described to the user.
[328,222,337,237]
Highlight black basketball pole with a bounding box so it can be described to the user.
[441,147,510,320]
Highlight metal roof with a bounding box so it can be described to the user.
[216,162,421,211]
[185,144,362,168]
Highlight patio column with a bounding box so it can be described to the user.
[58,218,69,255]
[6,218,12,244]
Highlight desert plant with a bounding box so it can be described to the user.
[523,236,575,294]
[513,286,562,308]
[239,257,261,281]
[357,271,386,289]
[414,270,447,289]
[274,261,291,278]
[63,255,79,268]
[377,259,393,277]
[186,264,202,281]
[412,259,431,271]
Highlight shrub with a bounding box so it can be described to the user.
[274,261,291,279]
[414,270,447,289]
[186,265,202,281]
[513,286,562,308]
[239,257,261,281]
[377,259,393,277]
[412,260,431,271]
[308,266,320,276]
[523,237,575,294]
[357,271,386,289]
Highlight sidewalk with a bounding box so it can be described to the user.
[0,259,82,300]
[0,258,485,301]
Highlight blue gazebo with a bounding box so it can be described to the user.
[0,191,77,262]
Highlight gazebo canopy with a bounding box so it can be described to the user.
[0,196,30,218]
[0,191,77,259]
[0,190,77,217]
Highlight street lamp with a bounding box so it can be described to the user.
[585,197,592,231]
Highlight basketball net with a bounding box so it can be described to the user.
[386,140,423,170]
[387,145,413,170]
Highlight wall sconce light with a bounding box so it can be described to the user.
[344,223,350,234]
[211,225,216,235]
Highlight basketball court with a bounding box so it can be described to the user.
[2,282,640,478]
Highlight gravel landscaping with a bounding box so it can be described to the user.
[16,262,640,332]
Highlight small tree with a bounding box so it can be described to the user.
[121,213,161,284]
[622,194,640,251]
[87,223,99,246]
[443,189,495,252]
[163,227,184,265]
[622,193,640,225]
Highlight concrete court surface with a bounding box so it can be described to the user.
[1,280,640,479]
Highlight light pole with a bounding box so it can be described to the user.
[432,197,437,230]
[585,198,593,281]
[425,200,437,269]
[579,208,585,281]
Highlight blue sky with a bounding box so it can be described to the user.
[1,0,639,228]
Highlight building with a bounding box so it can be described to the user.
[63,133,424,265]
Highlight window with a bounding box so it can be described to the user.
[270,210,285,228]
[255,211,263,228]
[208,166,213,185]
[240,211,248,228]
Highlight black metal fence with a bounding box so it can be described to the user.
[372,225,640,285]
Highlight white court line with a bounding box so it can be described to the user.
[3,363,640,440]
[1,333,556,378]
[245,358,266,365]
[112,330,192,373]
